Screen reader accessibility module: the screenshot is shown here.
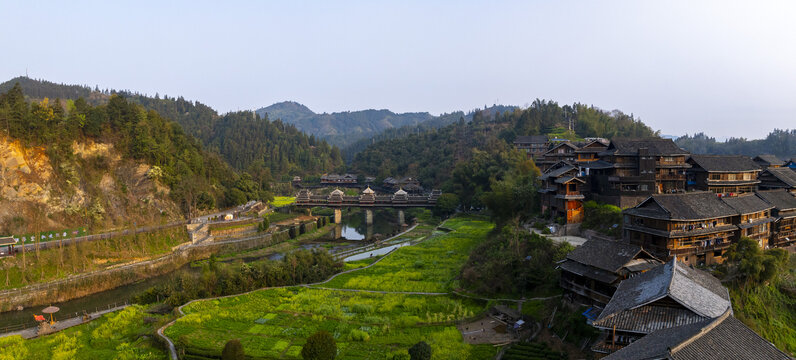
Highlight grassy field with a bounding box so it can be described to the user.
[2,305,169,360]
[165,215,498,359]
[0,227,188,290]
[270,196,296,208]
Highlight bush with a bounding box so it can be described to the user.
[301,331,336,360]
[221,339,245,360]
[408,341,431,360]
[580,201,622,237]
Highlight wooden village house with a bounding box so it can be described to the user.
[539,161,586,223]
[538,142,578,171]
[587,138,691,208]
[557,239,661,306]
[685,154,761,195]
[752,154,785,170]
[622,192,738,266]
[720,193,774,248]
[758,167,796,193]
[590,258,731,355]
[513,135,549,161]
[756,189,796,249]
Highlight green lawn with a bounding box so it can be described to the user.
[164,215,498,359]
[4,305,169,360]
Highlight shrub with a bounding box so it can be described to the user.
[301,331,336,360]
[408,341,431,360]
[222,339,245,360]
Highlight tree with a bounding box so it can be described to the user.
[301,331,336,360]
[408,341,431,360]
[725,237,790,283]
[258,217,270,233]
[433,193,459,218]
[221,339,245,360]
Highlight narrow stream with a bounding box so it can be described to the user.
[0,209,402,331]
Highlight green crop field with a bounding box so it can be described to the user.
[320,217,494,293]
[164,215,498,359]
[271,196,296,208]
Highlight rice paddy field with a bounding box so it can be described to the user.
[165,216,499,359]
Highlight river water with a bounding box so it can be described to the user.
[0,209,402,331]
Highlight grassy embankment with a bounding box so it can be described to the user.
[165,215,499,359]
[0,227,188,290]
[729,255,796,355]
[1,305,170,360]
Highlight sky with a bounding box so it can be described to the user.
[1,0,795,139]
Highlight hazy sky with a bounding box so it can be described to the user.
[1,1,795,138]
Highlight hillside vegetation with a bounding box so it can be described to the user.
[0,84,262,233]
[0,77,344,181]
[352,99,657,187]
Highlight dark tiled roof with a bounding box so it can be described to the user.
[575,139,609,153]
[514,135,547,144]
[753,154,785,166]
[764,167,796,187]
[688,155,760,172]
[720,194,773,215]
[756,189,796,211]
[558,260,619,284]
[566,239,656,273]
[605,310,791,360]
[540,163,577,180]
[604,138,690,156]
[543,142,578,155]
[595,259,730,333]
[624,192,737,220]
[555,176,585,184]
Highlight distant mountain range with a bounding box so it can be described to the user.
[255,101,435,148]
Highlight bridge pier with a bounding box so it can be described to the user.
[333,208,342,224]
[365,209,373,225]
[398,210,405,226]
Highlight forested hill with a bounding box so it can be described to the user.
[0,77,344,180]
[342,105,517,162]
[351,100,657,187]
[0,84,267,233]
[675,130,795,159]
[255,101,435,148]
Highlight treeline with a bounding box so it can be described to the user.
[676,129,796,159]
[0,83,267,211]
[135,249,342,307]
[352,99,657,188]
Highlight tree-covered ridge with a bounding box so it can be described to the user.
[0,83,266,212]
[675,129,796,159]
[341,105,518,162]
[0,77,345,180]
[351,99,657,187]
[255,101,435,149]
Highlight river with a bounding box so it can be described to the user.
[0,209,402,331]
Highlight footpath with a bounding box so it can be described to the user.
[0,303,129,340]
